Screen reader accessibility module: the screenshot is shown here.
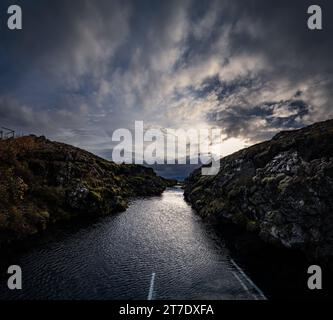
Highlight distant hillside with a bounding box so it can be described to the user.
[185,120,333,262]
[147,162,202,181]
[0,135,175,245]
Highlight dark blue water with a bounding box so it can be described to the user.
[0,188,264,300]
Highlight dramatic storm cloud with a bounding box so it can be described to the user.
[0,0,332,160]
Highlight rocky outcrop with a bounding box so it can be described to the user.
[0,135,174,245]
[184,120,333,261]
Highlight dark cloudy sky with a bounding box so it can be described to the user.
[0,0,332,160]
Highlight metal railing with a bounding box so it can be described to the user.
[0,127,24,140]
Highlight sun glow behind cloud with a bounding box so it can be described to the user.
[0,0,332,170]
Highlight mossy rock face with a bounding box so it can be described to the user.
[227,187,242,199]
[277,176,293,193]
[246,220,259,233]
[0,135,174,245]
[184,119,333,261]
[191,186,203,195]
[113,196,128,212]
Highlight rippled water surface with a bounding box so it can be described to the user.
[0,188,263,300]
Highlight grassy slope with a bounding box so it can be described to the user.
[0,135,172,244]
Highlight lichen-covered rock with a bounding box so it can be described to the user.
[0,135,174,245]
[184,120,333,261]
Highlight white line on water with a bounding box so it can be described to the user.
[230,258,267,300]
[147,272,156,300]
[232,271,257,300]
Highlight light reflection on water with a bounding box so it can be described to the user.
[0,188,256,300]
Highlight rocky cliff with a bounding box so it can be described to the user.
[0,135,174,245]
[184,120,333,262]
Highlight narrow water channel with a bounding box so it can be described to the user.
[0,188,265,300]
